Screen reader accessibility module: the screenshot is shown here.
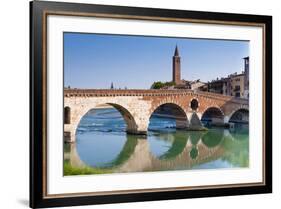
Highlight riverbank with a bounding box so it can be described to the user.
[64,162,113,175]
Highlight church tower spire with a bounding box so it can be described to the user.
[173,45,181,85]
[174,45,179,56]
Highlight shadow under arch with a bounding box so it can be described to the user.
[229,108,249,124]
[201,106,224,127]
[148,103,188,130]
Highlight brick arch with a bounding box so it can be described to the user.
[228,107,249,123]
[200,106,225,126]
[149,100,188,117]
[63,102,142,142]
[149,101,189,129]
[78,103,139,135]
[107,103,139,133]
[196,95,227,114]
[201,106,225,118]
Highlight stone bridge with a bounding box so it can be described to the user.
[64,89,249,142]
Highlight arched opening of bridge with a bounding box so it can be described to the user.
[201,107,224,127]
[64,106,71,124]
[67,104,140,173]
[148,103,188,132]
[107,103,139,134]
[229,108,249,124]
[228,108,249,133]
[76,103,138,136]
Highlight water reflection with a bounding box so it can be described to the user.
[64,108,249,175]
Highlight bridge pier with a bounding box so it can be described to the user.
[224,116,230,124]
[127,117,149,135]
[64,124,76,143]
[176,118,189,129]
[64,131,76,143]
[187,112,205,131]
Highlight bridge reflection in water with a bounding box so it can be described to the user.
[64,125,249,175]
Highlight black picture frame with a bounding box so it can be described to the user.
[30,1,272,208]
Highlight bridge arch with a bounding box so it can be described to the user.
[228,108,249,123]
[149,102,188,130]
[72,103,140,141]
[201,106,224,127]
[106,103,139,134]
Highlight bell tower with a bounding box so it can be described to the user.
[173,45,181,85]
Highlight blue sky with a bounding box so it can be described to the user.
[64,32,249,89]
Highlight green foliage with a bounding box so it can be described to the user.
[63,162,113,176]
[151,81,164,89]
[151,81,176,89]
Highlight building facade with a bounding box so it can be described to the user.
[243,57,249,98]
[200,57,249,98]
[190,79,206,90]
[229,73,245,97]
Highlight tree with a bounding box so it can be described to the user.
[150,81,176,89]
[151,81,164,89]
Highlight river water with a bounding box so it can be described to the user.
[64,108,249,175]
